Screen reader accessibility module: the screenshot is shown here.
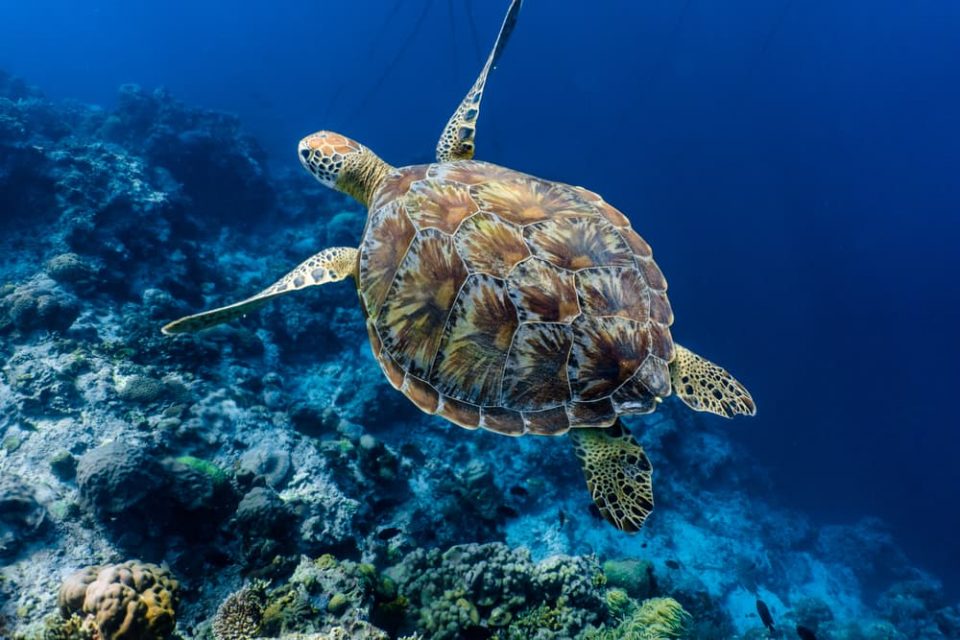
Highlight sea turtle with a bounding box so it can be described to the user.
[162,0,755,532]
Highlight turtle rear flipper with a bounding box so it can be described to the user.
[670,344,756,418]
[570,421,654,532]
[162,247,358,335]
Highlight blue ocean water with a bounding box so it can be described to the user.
[2,0,959,636]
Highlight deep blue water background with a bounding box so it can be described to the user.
[2,0,958,594]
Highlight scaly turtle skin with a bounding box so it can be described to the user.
[358,157,675,436]
[162,0,756,533]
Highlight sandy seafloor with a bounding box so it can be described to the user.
[0,70,958,640]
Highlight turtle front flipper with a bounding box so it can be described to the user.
[570,421,654,532]
[670,343,756,418]
[161,247,358,335]
[435,0,523,162]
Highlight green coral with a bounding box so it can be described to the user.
[174,456,229,488]
[326,594,349,615]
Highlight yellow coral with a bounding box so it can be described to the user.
[587,596,690,640]
[629,597,689,638]
[57,561,180,640]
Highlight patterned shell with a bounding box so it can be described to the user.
[358,160,675,436]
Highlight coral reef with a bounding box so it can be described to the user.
[386,542,606,639]
[56,561,180,640]
[212,581,267,640]
[0,69,957,640]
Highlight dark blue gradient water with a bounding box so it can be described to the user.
[3,0,958,594]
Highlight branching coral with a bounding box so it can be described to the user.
[212,581,268,640]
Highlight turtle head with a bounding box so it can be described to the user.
[298,131,393,207]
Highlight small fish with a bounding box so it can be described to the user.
[665,559,680,570]
[509,485,528,497]
[376,527,402,540]
[756,599,775,632]
[559,509,568,526]
[796,625,817,640]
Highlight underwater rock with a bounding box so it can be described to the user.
[76,440,166,525]
[58,560,180,640]
[4,342,85,416]
[231,486,297,568]
[49,449,79,481]
[239,446,293,489]
[76,442,237,547]
[0,474,48,559]
[290,403,337,438]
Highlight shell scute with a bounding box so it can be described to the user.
[501,322,572,410]
[481,406,525,436]
[470,178,595,226]
[576,267,649,321]
[524,216,635,271]
[637,356,672,397]
[611,371,659,415]
[359,200,417,318]
[402,374,440,414]
[427,159,518,185]
[569,316,649,401]
[620,227,653,259]
[454,212,530,278]
[376,229,468,378]
[506,258,580,324]
[523,407,570,435]
[405,178,479,234]
[649,290,673,325]
[639,257,668,291]
[566,398,617,429]
[431,274,518,405]
[438,396,482,429]
[596,200,631,228]
[370,164,429,212]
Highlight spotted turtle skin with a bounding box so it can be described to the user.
[358,160,675,436]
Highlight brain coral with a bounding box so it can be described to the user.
[58,561,180,640]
